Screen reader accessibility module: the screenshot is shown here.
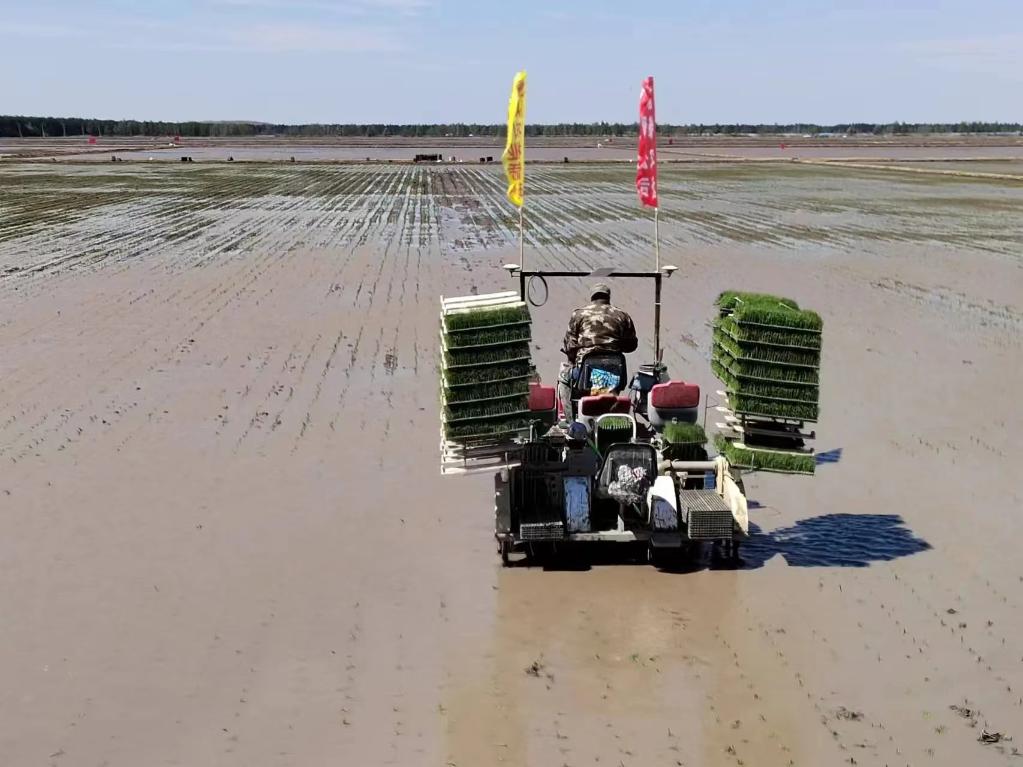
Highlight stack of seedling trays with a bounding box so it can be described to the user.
[711,291,821,475]
[440,291,534,475]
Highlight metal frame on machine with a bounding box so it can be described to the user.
[503,265,677,362]
[485,264,753,562]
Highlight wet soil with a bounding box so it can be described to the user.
[1,161,1020,766]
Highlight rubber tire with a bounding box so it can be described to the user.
[730,541,741,563]
[647,543,673,569]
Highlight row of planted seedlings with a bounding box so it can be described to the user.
[440,300,536,443]
[711,291,823,474]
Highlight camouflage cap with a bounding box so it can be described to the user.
[590,282,611,299]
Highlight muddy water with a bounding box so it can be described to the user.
[1,162,1021,766]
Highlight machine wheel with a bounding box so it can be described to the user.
[711,540,738,564]
[525,542,548,566]
[713,539,742,566]
[499,539,512,566]
[647,542,676,569]
[646,543,659,567]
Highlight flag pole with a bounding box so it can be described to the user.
[654,206,661,361]
[519,204,525,273]
[654,206,660,273]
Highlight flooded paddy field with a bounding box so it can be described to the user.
[663,144,1023,162]
[1,160,1021,766]
[883,159,1023,176]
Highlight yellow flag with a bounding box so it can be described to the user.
[502,71,526,208]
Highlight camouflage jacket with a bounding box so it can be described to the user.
[562,299,638,363]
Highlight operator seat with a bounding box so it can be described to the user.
[559,350,628,423]
[572,350,628,399]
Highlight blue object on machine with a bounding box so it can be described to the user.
[589,368,620,394]
[703,470,716,490]
[568,421,590,441]
[563,476,591,533]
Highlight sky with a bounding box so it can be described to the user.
[2,0,1020,124]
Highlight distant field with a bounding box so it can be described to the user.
[2,161,1021,280]
[3,134,1023,163]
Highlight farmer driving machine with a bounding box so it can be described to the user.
[439,265,822,567]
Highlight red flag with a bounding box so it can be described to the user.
[636,76,658,208]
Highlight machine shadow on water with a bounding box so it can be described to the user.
[737,513,932,569]
[509,513,931,572]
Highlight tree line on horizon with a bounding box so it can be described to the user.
[2,115,1020,139]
